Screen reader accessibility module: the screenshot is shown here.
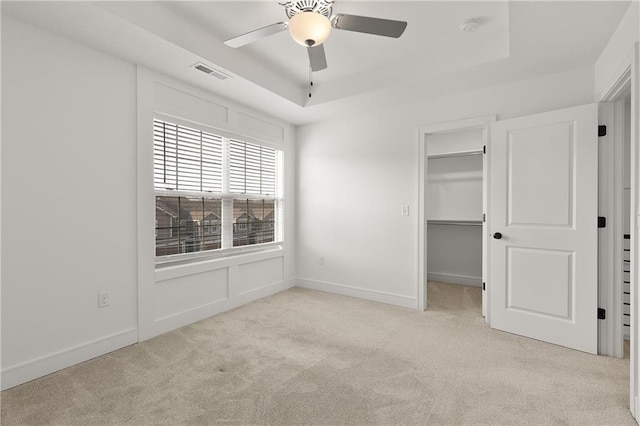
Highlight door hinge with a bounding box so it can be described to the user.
[483,145,486,154]
[598,308,606,320]
[598,216,606,228]
[482,282,486,291]
[598,125,607,137]
[483,213,486,223]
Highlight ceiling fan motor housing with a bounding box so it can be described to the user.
[282,0,334,19]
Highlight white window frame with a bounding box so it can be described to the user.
[153,115,283,267]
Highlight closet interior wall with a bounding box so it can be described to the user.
[426,129,484,288]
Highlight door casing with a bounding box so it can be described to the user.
[596,42,639,418]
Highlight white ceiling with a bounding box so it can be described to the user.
[2,1,631,125]
[163,1,510,86]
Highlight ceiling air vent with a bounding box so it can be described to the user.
[192,63,231,80]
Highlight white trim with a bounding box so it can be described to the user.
[598,53,633,103]
[595,43,638,419]
[427,273,482,287]
[152,280,294,337]
[482,125,490,321]
[153,189,277,201]
[137,66,156,341]
[155,240,282,269]
[417,115,496,312]
[155,247,284,282]
[1,328,138,391]
[296,278,417,309]
[418,130,428,311]
[597,43,640,419]
[419,115,496,135]
[0,12,3,389]
[597,101,625,358]
[630,42,639,420]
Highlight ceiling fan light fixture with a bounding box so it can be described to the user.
[289,11,331,47]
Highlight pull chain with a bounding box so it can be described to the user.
[308,66,313,98]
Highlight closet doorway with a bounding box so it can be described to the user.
[417,115,495,318]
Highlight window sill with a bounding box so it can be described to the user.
[155,243,284,282]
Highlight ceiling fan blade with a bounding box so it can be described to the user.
[307,44,327,72]
[332,14,407,38]
[224,22,288,48]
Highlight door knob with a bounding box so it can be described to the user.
[493,232,503,240]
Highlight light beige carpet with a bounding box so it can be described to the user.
[1,282,635,425]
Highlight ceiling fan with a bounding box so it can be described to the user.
[224,0,408,72]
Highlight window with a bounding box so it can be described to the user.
[155,196,222,256]
[154,119,282,261]
[232,199,275,247]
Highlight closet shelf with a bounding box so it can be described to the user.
[427,149,483,159]
[427,219,482,226]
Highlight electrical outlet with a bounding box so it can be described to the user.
[318,255,324,265]
[98,291,110,308]
[402,205,410,216]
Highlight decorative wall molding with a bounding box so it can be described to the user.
[153,280,295,337]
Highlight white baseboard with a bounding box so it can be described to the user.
[152,280,295,337]
[1,328,138,391]
[295,278,417,309]
[427,272,482,287]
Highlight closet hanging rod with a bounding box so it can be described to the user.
[427,149,483,159]
[427,220,483,226]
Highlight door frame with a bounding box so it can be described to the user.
[417,115,495,312]
[596,42,638,417]
[598,71,630,359]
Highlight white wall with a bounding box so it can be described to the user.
[427,224,483,287]
[1,16,138,388]
[296,66,595,307]
[426,154,483,222]
[1,15,296,390]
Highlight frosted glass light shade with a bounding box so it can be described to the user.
[289,12,331,47]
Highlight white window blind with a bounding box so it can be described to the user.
[154,119,223,192]
[229,140,277,196]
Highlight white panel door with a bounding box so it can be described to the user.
[489,104,598,354]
